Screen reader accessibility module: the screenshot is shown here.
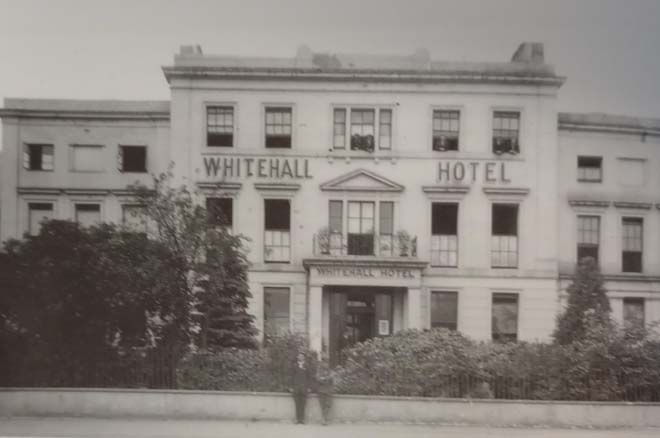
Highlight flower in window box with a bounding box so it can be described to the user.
[396,230,411,256]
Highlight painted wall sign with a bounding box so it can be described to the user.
[203,157,312,179]
[438,160,511,184]
[315,266,416,280]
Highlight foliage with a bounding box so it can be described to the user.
[177,333,317,392]
[0,220,186,386]
[128,170,257,350]
[333,329,483,397]
[554,257,612,345]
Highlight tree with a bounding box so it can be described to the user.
[0,220,187,385]
[128,170,257,350]
[554,257,612,345]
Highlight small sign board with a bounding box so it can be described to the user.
[378,320,390,336]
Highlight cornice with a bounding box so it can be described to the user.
[17,187,138,196]
[196,182,243,191]
[254,182,301,191]
[0,109,170,122]
[162,66,565,87]
[559,273,660,283]
[422,185,470,195]
[303,257,429,270]
[613,201,652,210]
[482,187,530,196]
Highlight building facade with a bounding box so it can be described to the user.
[1,42,658,361]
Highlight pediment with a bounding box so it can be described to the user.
[319,168,405,193]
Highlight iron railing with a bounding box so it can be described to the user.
[313,231,417,257]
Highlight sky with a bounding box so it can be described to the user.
[1,0,660,118]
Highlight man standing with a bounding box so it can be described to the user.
[292,351,310,424]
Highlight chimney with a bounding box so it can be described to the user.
[179,45,203,56]
[511,42,544,64]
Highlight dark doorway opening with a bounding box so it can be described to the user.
[326,286,400,366]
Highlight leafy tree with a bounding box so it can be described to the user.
[0,220,186,385]
[554,257,612,345]
[128,170,257,350]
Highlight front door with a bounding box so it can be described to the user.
[328,287,392,365]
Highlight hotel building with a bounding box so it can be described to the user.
[1,42,658,361]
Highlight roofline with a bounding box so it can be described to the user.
[162,66,566,87]
[558,112,660,136]
[0,108,170,121]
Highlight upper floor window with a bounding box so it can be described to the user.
[206,197,233,232]
[333,107,392,152]
[347,201,375,255]
[577,156,602,182]
[492,293,518,343]
[432,110,460,151]
[71,145,104,172]
[24,144,54,171]
[207,106,234,147]
[431,203,458,267]
[491,204,518,268]
[28,202,54,235]
[119,146,147,173]
[492,111,520,155]
[622,217,643,273]
[431,291,458,330]
[265,107,292,148]
[264,199,290,263]
[577,215,600,265]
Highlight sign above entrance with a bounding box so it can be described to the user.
[203,156,312,179]
[438,160,511,184]
[315,266,416,280]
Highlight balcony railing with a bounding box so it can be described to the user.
[313,230,417,257]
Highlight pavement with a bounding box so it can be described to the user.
[0,417,658,438]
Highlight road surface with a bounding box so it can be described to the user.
[0,417,658,438]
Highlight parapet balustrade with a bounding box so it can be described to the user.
[313,228,417,258]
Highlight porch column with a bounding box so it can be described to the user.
[308,286,323,353]
[407,287,422,329]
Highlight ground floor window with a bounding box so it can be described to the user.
[74,203,101,228]
[492,293,518,342]
[263,287,290,337]
[623,297,645,330]
[430,291,458,330]
[28,202,54,235]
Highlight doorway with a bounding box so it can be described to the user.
[327,286,394,365]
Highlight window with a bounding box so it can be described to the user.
[75,203,101,227]
[265,107,292,148]
[431,203,458,267]
[577,216,600,264]
[492,293,518,342]
[28,202,54,235]
[264,199,290,263]
[206,197,233,231]
[623,298,645,330]
[432,110,460,151]
[119,146,147,173]
[622,218,643,273]
[333,107,392,152]
[207,106,234,147]
[264,287,290,337]
[379,201,394,255]
[577,156,602,182]
[24,144,54,171]
[492,111,520,154]
[347,201,375,255]
[71,145,104,172]
[431,291,458,330]
[122,205,148,233]
[491,204,518,268]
